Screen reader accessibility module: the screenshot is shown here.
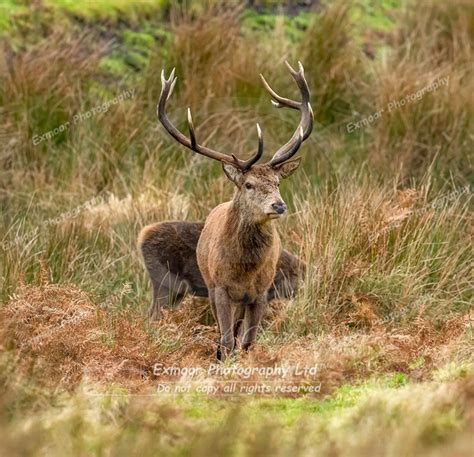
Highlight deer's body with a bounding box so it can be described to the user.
[150,61,313,359]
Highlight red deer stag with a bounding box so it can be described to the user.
[157,61,313,359]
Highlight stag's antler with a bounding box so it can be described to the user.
[260,61,313,167]
[157,61,312,171]
[157,68,262,172]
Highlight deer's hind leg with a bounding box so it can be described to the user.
[148,263,189,321]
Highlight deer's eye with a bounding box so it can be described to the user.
[245,182,253,190]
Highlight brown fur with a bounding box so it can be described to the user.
[138,221,305,321]
[196,160,301,359]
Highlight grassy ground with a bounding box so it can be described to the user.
[0,1,473,456]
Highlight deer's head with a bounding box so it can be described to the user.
[157,61,313,224]
[221,160,300,223]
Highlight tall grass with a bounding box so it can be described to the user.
[366,0,473,180]
[287,177,472,335]
[298,0,365,124]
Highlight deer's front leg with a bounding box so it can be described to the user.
[241,295,267,351]
[208,287,218,326]
[214,287,239,361]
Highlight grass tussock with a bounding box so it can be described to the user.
[366,0,474,178]
[287,179,472,333]
[298,0,364,124]
[1,30,104,170]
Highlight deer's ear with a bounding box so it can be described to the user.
[273,157,302,179]
[222,163,244,186]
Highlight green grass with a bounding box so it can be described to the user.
[43,0,166,21]
[0,0,27,33]
[353,0,405,31]
[241,9,313,42]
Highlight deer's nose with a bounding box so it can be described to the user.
[272,201,287,214]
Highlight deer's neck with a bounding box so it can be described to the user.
[226,201,276,268]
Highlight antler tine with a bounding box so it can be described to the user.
[262,61,314,167]
[260,73,300,110]
[187,108,197,150]
[157,68,262,172]
[233,123,263,170]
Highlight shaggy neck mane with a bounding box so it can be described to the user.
[226,199,275,269]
